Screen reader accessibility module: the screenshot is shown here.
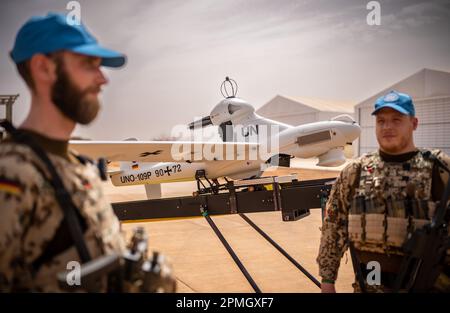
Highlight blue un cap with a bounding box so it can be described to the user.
[372,90,415,116]
[10,12,126,68]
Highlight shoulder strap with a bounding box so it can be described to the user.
[70,151,108,181]
[421,149,450,174]
[0,120,92,263]
[421,149,449,201]
[350,159,363,198]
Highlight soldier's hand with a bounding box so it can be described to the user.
[321,282,336,293]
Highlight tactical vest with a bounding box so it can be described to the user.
[348,150,436,254]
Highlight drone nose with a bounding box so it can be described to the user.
[188,116,212,129]
[340,122,361,143]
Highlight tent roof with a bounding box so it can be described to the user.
[356,68,450,108]
[257,95,355,116]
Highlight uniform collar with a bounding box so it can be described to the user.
[378,149,419,163]
[16,128,70,161]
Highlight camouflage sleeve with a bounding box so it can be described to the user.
[435,150,450,186]
[0,154,40,290]
[316,160,360,282]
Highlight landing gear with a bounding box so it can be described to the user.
[194,170,228,196]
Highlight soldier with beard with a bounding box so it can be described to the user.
[0,13,175,292]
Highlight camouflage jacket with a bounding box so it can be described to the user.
[0,142,126,292]
[316,148,450,283]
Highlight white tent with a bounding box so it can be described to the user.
[257,95,355,126]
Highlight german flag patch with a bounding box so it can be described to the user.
[0,177,23,196]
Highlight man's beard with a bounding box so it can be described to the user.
[379,135,410,154]
[51,64,101,125]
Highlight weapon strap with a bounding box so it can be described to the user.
[0,120,92,263]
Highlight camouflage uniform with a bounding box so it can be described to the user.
[317,148,450,292]
[0,133,126,292]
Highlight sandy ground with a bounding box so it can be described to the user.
[102,159,355,292]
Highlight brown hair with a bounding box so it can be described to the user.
[16,60,34,90]
[15,52,64,91]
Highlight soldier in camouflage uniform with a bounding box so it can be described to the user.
[0,13,174,292]
[317,90,450,293]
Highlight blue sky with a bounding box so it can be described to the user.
[1,0,449,139]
